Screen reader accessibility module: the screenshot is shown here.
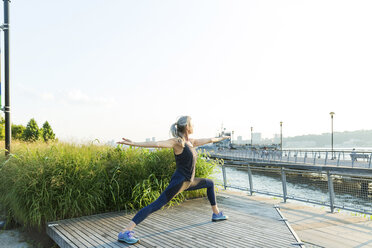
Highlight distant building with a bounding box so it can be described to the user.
[273,134,280,144]
[146,138,151,142]
[237,136,243,144]
[252,133,262,143]
[152,137,156,142]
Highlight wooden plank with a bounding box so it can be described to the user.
[174,199,296,247]
[178,198,298,247]
[90,212,156,248]
[62,218,112,248]
[46,224,80,248]
[72,214,124,247]
[67,215,122,248]
[60,219,104,247]
[100,211,164,247]
[176,214,271,247]
[117,213,195,248]
[149,206,230,244]
[152,202,261,247]
[144,210,218,248]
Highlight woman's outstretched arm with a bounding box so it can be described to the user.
[117,138,178,149]
[191,136,230,147]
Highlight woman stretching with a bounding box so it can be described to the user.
[117,116,230,244]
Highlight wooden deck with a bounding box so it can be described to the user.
[47,193,304,247]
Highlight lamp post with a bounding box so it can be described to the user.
[280,121,283,151]
[250,127,253,147]
[1,1,11,156]
[330,112,335,159]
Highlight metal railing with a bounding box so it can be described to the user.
[202,148,372,168]
[219,163,372,215]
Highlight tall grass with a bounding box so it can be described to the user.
[0,141,221,229]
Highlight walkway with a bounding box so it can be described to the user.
[224,190,372,248]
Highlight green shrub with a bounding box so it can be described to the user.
[11,124,26,140]
[41,121,55,142]
[22,118,40,142]
[0,141,220,229]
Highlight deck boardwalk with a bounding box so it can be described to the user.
[47,193,304,248]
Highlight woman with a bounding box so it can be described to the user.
[117,116,230,244]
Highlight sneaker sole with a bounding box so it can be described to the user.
[118,238,140,244]
[212,218,228,222]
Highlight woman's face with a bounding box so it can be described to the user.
[187,119,194,134]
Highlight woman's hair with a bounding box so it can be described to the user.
[170,116,191,146]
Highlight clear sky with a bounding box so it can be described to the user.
[3,0,372,143]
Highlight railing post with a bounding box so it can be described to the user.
[247,165,253,195]
[281,167,287,203]
[327,171,335,213]
[280,151,283,162]
[325,151,328,165]
[337,152,341,167]
[222,163,227,190]
[295,151,298,163]
[304,152,307,164]
[313,152,316,165]
[369,153,372,169]
[287,151,290,162]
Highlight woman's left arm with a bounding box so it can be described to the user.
[191,136,230,147]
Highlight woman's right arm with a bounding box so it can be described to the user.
[117,137,178,149]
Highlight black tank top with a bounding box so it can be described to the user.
[174,143,197,181]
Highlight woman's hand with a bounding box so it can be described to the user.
[117,138,135,146]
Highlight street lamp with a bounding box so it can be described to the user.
[1,1,11,156]
[280,121,283,151]
[250,127,253,147]
[330,112,335,159]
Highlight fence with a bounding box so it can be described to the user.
[219,163,372,215]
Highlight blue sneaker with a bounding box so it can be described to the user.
[118,231,139,244]
[212,211,228,221]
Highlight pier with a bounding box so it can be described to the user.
[46,191,372,248]
[47,193,303,248]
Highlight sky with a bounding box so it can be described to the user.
[2,0,372,143]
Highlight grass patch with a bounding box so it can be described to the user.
[0,141,220,229]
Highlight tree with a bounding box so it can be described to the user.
[12,124,26,140]
[23,118,40,142]
[42,121,55,142]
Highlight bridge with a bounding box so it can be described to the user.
[205,148,372,169]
